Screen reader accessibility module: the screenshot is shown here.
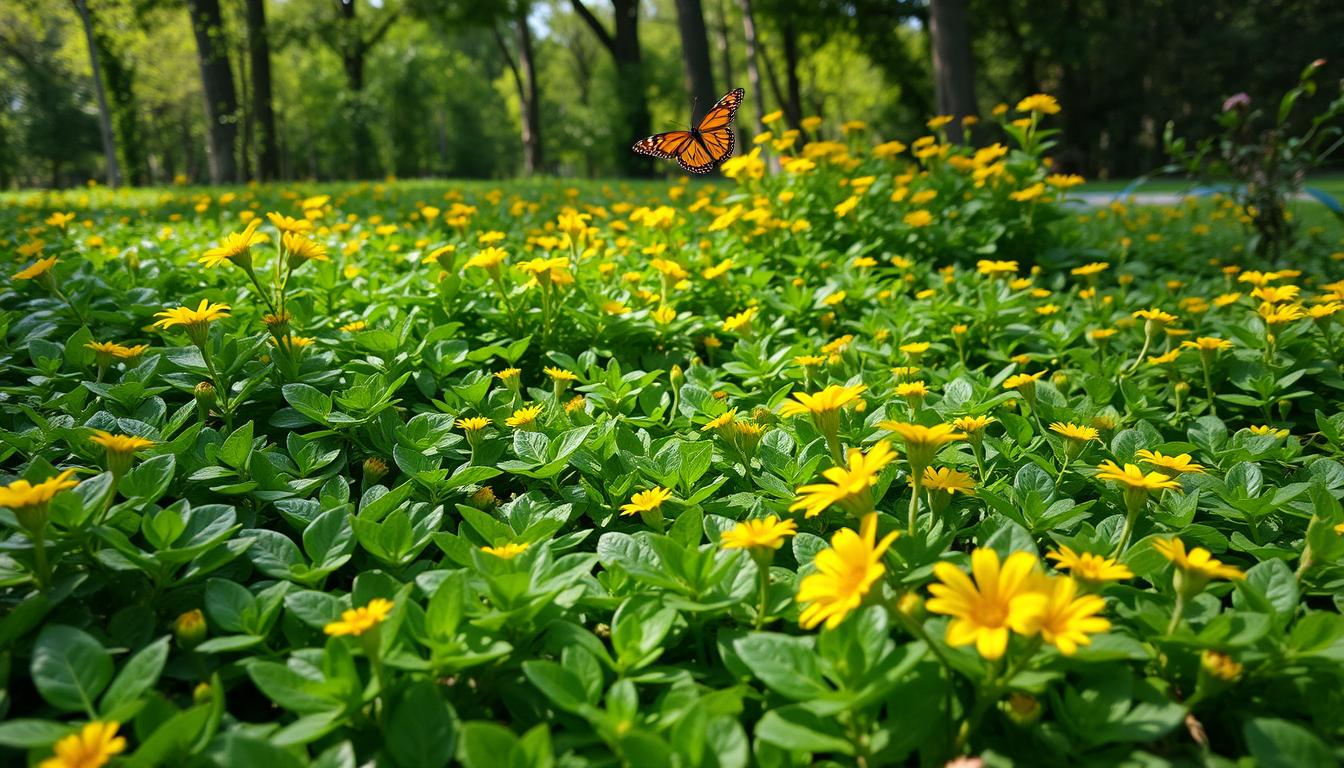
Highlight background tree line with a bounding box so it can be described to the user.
[0,0,1339,188]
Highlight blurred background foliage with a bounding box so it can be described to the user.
[0,0,1340,187]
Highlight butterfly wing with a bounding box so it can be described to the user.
[676,129,735,174]
[633,131,696,160]
[696,88,745,133]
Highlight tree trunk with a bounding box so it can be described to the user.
[928,0,979,143]
[714,0,734,98]
[246,0,280,181]
[673,0,717,123]
[186,0,240,183]
[516,11,544,174]
[738,0,765,134]
[570,0,653,176]
[71,0,121,187]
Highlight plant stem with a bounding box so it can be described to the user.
[31,528,52,590]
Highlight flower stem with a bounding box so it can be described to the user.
[908,476,923,536]
[31,528,52,590]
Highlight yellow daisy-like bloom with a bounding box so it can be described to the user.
[919,466,975,495]
[1251,285,1300,304]
[896,381,930,399]
[199,218,267,268]
[1152,537,1245,583]
[1249,424,1289,439]
[952,415,995,435]
[879,422,965,471]
[480,542,529,559]
[722,307,757,334]
[1147,349,1182,366]
[544,366,578,382]
[266,212,314,234]
[13,256,59,281]
[466,247,507,274]
[1046,545,1133,583]
[505,404,543,428]
[89,431,154,455]
[797,519,899,630]
[621,486,672,516]
[976,259,1018,277]
[1010,183,1047,202]
[1050,422,1099,442]
[904,210,934,228]
[779,384,866,420]
[1133,307,1178,325]
[45,211,77,228]
[339,320,367,333]
[323,598,394,637]
[1182,337,1232,353]
[1016,93,1061,114]
[1031,576,1110,655]
[1201,650,1243,681]
[927,549,1048,660]
[1136,449,1205,475]
[720,515,798,551]
[515,256,570,285]
[152,301,231,344]
[790,441,896,518]
[1258,302,1305,325]
[39,720,126,768]
[794,355,827,368]
[702,409,737,432]
[495,367,521,383]
[458,416,490,432]
[1094,460,1182,493]
[282,232,330,263]
[651,305,678,325]
[1003,370,1047,391]
[0,469,79,524]
[1070,261,1110,277]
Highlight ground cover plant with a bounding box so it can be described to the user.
[2,100,1344,767]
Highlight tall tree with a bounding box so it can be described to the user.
[70,0,121,186]
[928,0,978,142]
[672,0,716,123]
[245,0,279,181]
[186,0,239,183]
[569,0,652,176]
[491,4,543,174]
[317,0,399,178]
[737,0,766,134]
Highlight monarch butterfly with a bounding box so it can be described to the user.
[633,88,744,174]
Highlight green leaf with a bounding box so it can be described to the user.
[100,636,170,715]
[521,660,592,715]
[0,719,73,749]
[31,625,113,713]
[385,680,458,768]
[1244,718,1335,768]
[458,723,518,768]
[754,705,853,755]
[732,633,829,700]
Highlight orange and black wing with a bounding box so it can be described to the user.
[696,88,745,133]
[632,131,697,160]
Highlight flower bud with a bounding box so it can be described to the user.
[193,681,213,705]
[174,609,207,649]
[1002,693,1042,726]
[193,381,216,410]
[363,457,389,485]
[470,485,498,509]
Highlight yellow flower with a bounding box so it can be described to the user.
[544,366,578,382]
[458,416,490,432]
[896,381,930,400]
[466,247,508,275]
[1094,460,1182,493]
[762,110,784,124]
[39,721,126,768]
[952,415,995,435]
[976,259,1018,277]
[515,256,569,286]
[199,218,267,268]
[1003,370,1046,392]
[1049,422,1099,443]
[720,516,798,551]
[323,598,394,637]
[1070,261,1109,277]
[0,469,79,531]
[779,384,866,419]
[702,409,737,432]
[1046,545,1132,583]
[1259,303,1305,325]
[1031,576,1110,655]
[45,211,77,229]
[1133,307,1178,324]
[1010,183,1047,202]
[1249,424,1289,439]
[89,431,154,475]
[651,305,678,325]
[1251,285,1300,304]
[495,367,521,383]
[927,549,1047,660]
[790,441,896,518]
[481,542,530,559]
[919,466,975,495]
[797,519,898,629]
[904,210,934,228]
[1047,174,1086,188]
[1147,349,1182,366]
[801,116,823,131]
[266,212,314,234]
[1152,537,1245,583]
[1182,337,1232,353]
[282,232,329,263]
[722,307,757,334]
[621,486,672,516]
[879,422,965,471]
[152,301,231,344]
[1016,94,1061,114]
[834,196,860,218]
[1136,450,1205,475]
[340,320,368,333]
[13,256,59,281]
[1201,650,1243,681]
[506,405,543,428]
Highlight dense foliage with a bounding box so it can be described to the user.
[2,103,1344,767]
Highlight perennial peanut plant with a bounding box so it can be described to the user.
[2,101,1344,767]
